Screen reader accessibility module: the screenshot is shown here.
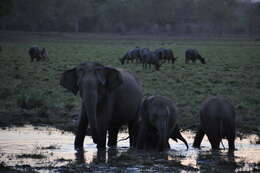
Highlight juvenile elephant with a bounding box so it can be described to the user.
[60,62,143,150]
[120,47,140,65]
[193,96,236,151]
[155,48,178,64]
[185,49,206,64]
[137,95,189,151]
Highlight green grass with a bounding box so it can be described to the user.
[0,32,259,134]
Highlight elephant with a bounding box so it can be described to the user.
[137,95,189,151]
[185,49,206,64]
[154,48,178,64]
[60,62,143,150]
[29,46,48,62]
[119,47,141,65]
[193,96,236,151]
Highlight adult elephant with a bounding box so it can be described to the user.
[60,62,143,150]
[193,96,236,151]
[137,95,188,151]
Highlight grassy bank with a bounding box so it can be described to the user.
[0,32,259,135]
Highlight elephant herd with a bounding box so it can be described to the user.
[119,47,206,70]
[60,62,236,153]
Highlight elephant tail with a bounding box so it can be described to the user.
[220,120,225,150]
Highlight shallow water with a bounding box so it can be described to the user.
[0,125,259,172]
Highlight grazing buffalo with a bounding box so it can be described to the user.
[185,49,206,64]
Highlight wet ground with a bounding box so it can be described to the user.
[0,125,259,173]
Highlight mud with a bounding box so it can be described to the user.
[0,125,259,172]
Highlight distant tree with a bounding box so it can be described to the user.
[9,0,53,31]
[0,0,13,17]
[197,0,237,35]
[58,0,95,32]
[248,2,260,36]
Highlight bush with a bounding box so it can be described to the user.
[17,93,46,110]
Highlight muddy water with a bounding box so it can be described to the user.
[0,125,259,172]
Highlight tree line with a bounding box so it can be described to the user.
[0,0,260,36]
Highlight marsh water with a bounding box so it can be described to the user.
[0,125,259,172]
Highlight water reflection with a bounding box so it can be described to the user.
[0,125,259,172]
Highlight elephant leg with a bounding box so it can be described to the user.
[193,127,205,148]
[74,105,88,151]
[208,137,220,150]
[128,122,138,148]
[107,128,119,148]
[228,138,235,151]
[97,130,107,149]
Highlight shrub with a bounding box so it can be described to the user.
[17,93,46,109]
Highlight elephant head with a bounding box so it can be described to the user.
[141,97,175,151]
[60,62,123,144]
[138,96,189,151]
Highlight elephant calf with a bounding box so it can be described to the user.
[185,49,206,64]
[29,46,49,62]
[193,96,236,151]
[137,95,188,151]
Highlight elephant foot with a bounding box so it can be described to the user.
[74,145,84,152]
[108,145,117,149]
[97,143,106,149]
[74,139,84,151]
[107,141,117,148]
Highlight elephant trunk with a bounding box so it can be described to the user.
[158,120,168,151]
[84,91,99,144]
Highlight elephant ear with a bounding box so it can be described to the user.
[95,67,123,91]
[60,68,79,95]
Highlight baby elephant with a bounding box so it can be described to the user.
[193,96,236,151]
[185,49,206,64]
[137,95,188,151]
[29,46,48,62]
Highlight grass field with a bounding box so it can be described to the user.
[0,31,259,135]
